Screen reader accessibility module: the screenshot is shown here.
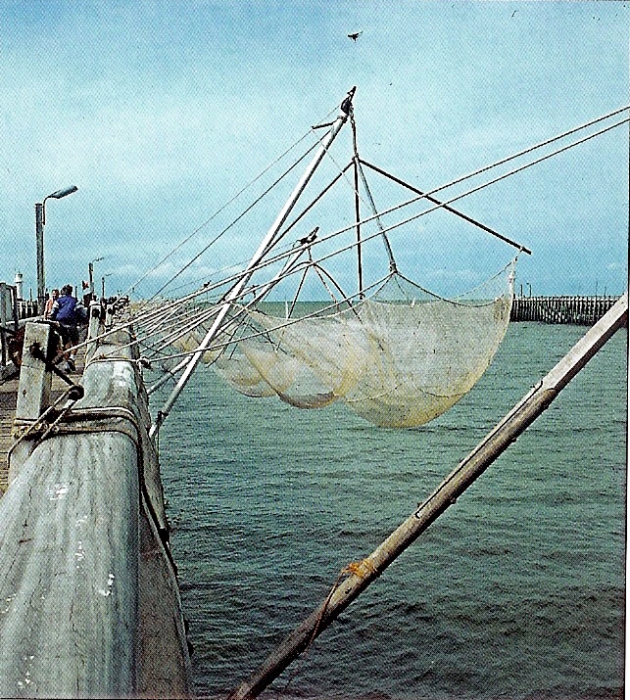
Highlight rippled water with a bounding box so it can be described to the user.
[157,322,627,700]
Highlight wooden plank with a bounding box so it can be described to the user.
[0,432,140,697]
[0,382,18,493]
[14,323,55,421]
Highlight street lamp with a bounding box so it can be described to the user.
[35,185,78,314]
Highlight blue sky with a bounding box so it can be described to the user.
[1,0,628,300]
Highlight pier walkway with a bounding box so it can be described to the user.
[0,376,18,492]
[0,353,85,494]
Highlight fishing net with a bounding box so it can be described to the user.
[206,261,514,428]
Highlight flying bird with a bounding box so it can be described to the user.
[348,31,363,41]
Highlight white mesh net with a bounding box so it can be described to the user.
[202,261,514,428]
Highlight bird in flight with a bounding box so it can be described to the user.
[348,31,363,41]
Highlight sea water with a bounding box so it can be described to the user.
[157,322,627,700]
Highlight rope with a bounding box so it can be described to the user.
[123,105,338,299]
[350,110,398,273]
[137,100,341,301]
[140,248,515,370]
[281,557,378,695]
[128,104,629,319]
[113,108,629,369]
[10,384,84,455]
[142,273,393,370]
[147,143,319,302]
[250,115,629,285]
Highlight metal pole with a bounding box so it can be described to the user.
[35,202,45,315]
[35,186,78,316]
[149,89,356,438]
[353,158,363,298]
[227,291,628,700]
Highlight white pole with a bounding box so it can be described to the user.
[149,89,355,437]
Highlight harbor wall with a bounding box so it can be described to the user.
[511,295,623,325]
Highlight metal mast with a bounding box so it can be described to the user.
[149,88,356,438]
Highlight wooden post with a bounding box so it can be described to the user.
[85,300,104,364]
[228,292,628,700]
[88,300,102,341]
[14,322,56,420]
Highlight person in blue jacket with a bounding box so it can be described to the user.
[50,284,80,372]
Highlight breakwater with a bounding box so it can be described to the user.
[511,295,622,325]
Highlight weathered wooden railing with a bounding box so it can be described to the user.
[0,308,193,698]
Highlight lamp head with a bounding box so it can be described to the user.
[48,185,78,199]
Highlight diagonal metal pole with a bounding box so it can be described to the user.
[359,158,532,256]
[227,291,627,700]
[149,89,356,438]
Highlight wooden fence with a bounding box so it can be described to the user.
[511,295,623,325]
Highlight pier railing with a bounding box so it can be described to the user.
[511,295,622,325]
[0,312,194,698]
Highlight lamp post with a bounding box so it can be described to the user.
[35,185,78,314]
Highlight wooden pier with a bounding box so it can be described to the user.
[0,314,193,698]
[0,378,18,493]
[510,295,622,325]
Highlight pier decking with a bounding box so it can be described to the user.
[0,353,85,494]
[0,376,18,493]
[510,295,622,325]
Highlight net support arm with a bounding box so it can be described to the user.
[227,291,627,700]
[360,158,532,255]
[149,88,356,438]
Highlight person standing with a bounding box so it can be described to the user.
[50,284,79,372]
[44,289,59,319]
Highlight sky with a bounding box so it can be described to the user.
[1,0,628,301]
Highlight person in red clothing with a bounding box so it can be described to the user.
[50,284,80,372]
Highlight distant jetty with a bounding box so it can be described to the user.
[511,295,623,325]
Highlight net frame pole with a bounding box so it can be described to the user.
[359,158,533,256]
[353,157,364,298]
[149,89,356,437]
